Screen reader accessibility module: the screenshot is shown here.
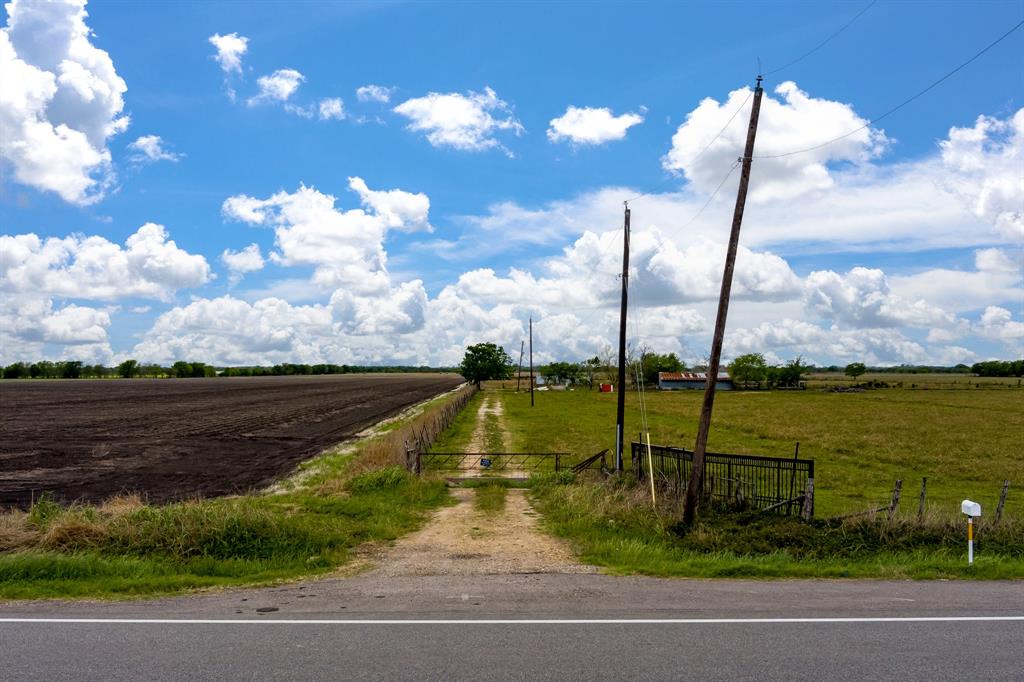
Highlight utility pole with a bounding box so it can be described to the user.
[529,317,535,407]
[516,340,525,392]
[682,76,764,526]
[615,204,631,473]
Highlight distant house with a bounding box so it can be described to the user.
[657,371,733,391]
[511,370,545,386]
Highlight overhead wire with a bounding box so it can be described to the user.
[754,17,1024,159]
[761,1,878,78]
[623,91,752,205]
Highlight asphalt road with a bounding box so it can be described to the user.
[2,575,1022,680]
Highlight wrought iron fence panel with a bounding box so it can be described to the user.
[632,442,814,516]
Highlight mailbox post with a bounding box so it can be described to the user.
[961,499,981,566]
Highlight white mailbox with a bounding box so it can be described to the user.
[961,499,982,517]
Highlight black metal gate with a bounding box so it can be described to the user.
[420,450,608,476]
[632,442,814,515]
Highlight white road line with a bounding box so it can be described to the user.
[0,617,1022,625]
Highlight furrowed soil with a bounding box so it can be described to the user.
[0,374,463,509]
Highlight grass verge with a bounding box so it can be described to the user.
[0,385,477,600]
[529,473,1024,579]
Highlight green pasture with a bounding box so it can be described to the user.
[435,385,1023,518]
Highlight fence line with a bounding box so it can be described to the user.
[401,383,478,473]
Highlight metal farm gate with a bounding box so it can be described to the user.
[632,442,814,516]
[419,450,609,477]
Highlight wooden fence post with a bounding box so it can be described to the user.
[917,477,927,520]
[996,480,1010,523]
[801,478,814,520]
[888,479,903,519]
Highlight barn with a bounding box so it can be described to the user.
[657,371,734,391]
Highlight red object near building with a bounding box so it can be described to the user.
[599,383,614,392]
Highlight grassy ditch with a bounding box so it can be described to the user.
[529,473,1024,579]
[0,385,476,600]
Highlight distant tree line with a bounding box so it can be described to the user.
[726,354,808,389]
[1,360,457,380]
[970,360,1024,377]
[814,363,973,374]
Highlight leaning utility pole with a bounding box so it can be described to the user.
[516,340,525,392]
[529,318,535,407]
[682,76,764,526]
[614,204,631,473]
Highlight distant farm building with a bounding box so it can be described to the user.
[657,371,733,391]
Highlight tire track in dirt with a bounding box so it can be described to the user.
[368,488,596,577]
[371,391,595,577]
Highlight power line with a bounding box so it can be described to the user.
[556,161,738,348]
[623,92,752,205]
[754,17,1024,160]
[761,1,877,78]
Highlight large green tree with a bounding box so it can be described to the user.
[459,343,513,387]
[640,352,686,386]
[117,359,140,378]
[728,353,767,388]
[844,362,866,381]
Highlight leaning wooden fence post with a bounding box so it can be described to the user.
[917,477,927,520]
[801,478,814,520]
[995,480,1010,524]
[888,479,903,520]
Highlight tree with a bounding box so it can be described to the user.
[458,343,513,387]
[775,356,807,388]
[844,362,866,381]
[2,362,30,379]
[117,359,140,379]
[60,361,83,379]
[580,356,602,389]
[640,352,686,386]
[542,361,581,386]
[171,361,192,378]
[728,353,767,389]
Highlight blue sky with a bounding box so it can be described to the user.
[1,0,1022,368]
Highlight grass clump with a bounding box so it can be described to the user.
[529,475,1024,579]
[473,482,509,514]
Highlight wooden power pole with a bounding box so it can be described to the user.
[529,318,535,407]
[615,204,631,473]
[682,76,764,526]
[516,340,525,392]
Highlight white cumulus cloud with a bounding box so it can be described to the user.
[804,267,958,329]
[940,108,1023,240]
[663,81,886,202]
[221,243,265,285]
[0,0,129,205]
[0,223,211,301]
[127,135,182,164]
[547,106,644,145]
[248,68,305,105]
[208,32,248,75]
[393,86,524,154]
[318,97,345,120]
[356,84,395,103]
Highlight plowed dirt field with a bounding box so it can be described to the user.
[0,374,463,509]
